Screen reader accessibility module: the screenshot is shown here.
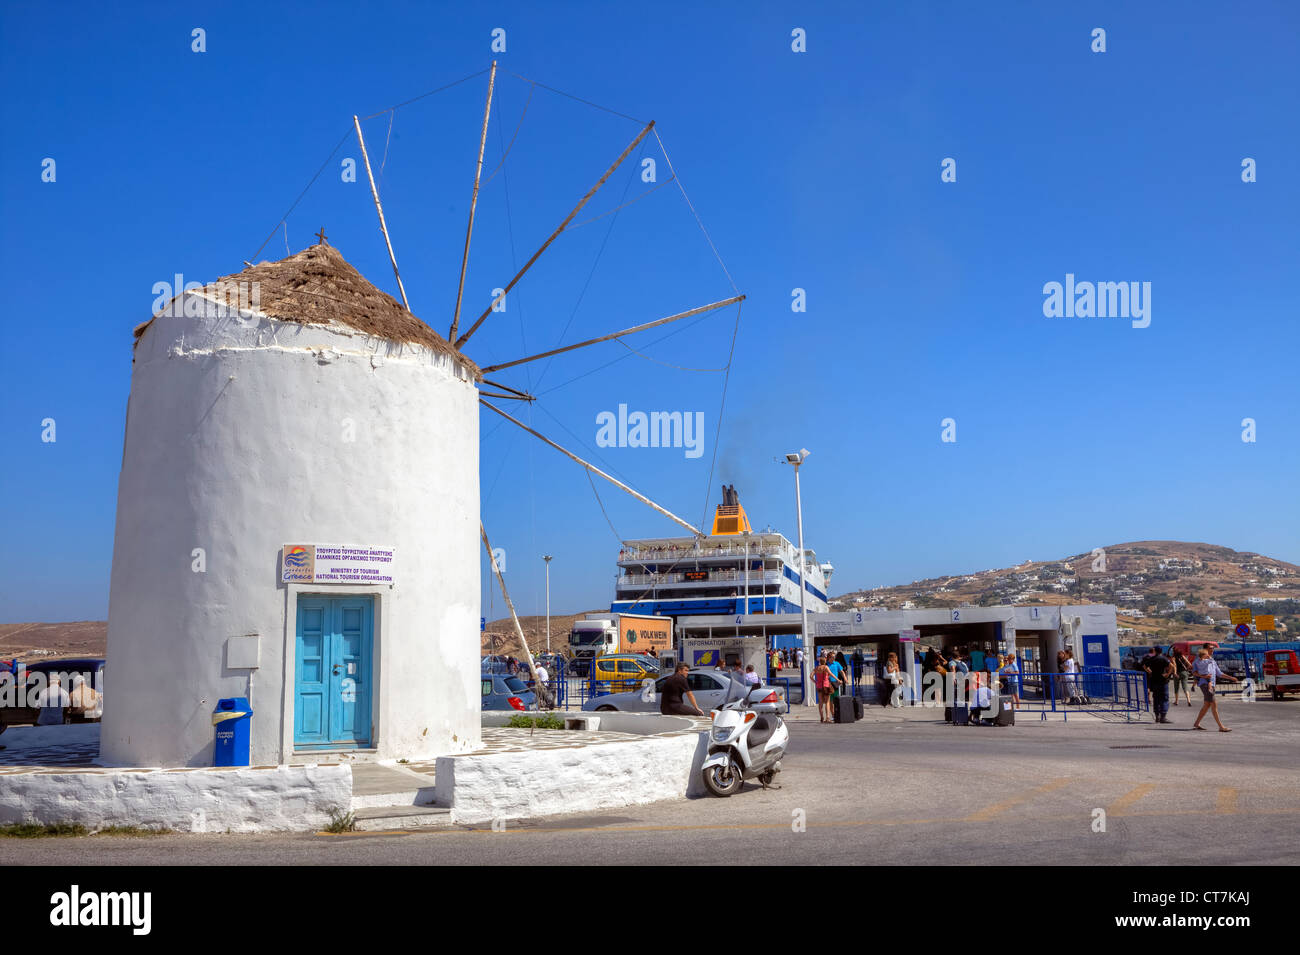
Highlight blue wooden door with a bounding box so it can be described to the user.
[1082,634,1110,698]
[295,596,373,749]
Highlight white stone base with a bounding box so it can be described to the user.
[437,714,710,824]
[0,764,352,833]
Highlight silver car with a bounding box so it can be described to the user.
[582,667,777,713]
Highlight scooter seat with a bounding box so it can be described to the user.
[747,714,776,749]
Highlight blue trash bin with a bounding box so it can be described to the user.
[212,697,253,766]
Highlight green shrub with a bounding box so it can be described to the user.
[323,808,357,833]
[0,822,89,838]
[505,713,566,730]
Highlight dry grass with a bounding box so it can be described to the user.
[134,242,479,376]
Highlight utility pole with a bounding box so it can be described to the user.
[543,555,553,653]
[785,449,813,707]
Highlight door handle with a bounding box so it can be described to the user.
[333,665,342,675]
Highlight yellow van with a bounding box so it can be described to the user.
[591,653,661,692]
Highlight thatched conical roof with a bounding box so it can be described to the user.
[135,242,478,375]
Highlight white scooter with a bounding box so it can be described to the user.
[700,682,789,797]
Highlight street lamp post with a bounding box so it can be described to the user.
[784,449,814,707]
[543,555,553,653]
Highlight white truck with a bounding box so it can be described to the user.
[568,613,673,666]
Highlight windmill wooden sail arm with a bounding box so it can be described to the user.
[479,295,743,373]
[455,119,657,350]
[480,398,704,539]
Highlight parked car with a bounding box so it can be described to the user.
[481,674,537,712]
[588,653,662,694]
[0,658,105,733]
[582,667,781,713]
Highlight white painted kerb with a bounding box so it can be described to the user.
[437,715,711,824]
[0,765,351,833]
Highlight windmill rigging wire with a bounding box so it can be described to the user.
[506,70,646,125]
[247,126,351,262]
[612,335,727,371]
[480,81,534,188]
[586,470,623,543]
[535,402,638,488]
[534,145,642,391]
[379,109,395,181]
[653,127,740,295]
[359,67,490,120]
[535,309,719,397]
[564,175,675,232]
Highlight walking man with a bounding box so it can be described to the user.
[1140,646,1173,723]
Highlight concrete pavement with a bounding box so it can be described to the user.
[3,696,1295,865]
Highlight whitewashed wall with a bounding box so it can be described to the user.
[101,299,481,767]
[0,765,352,833]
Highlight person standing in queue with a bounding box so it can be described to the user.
[1140,646,1174,724]
[1171,645,1194,707]
[660,663,707,717]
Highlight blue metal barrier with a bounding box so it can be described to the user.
[1013,669,1149,721]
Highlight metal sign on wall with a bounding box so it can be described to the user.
[281,544,395,584]
[812,619,851,637]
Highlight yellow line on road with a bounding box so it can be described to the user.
[963,777,1072,822]
[1107,783,1157,817]
[1215,788,1239,814]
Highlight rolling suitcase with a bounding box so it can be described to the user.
[852,697,864,720]
[834,695,856,723]
[951,704,970,726]
[994,699,1015,726]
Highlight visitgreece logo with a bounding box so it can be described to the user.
[284,546,310,568]
[1042,273,1151,328]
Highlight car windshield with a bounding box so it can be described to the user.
[504,677,529,693]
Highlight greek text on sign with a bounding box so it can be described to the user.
[281,544,395,584]
[812,619,850,637]
[899,628,920,642]
[1229,608,1253,625]
[1255,615,1275,631]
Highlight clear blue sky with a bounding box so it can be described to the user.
[2,1,1297,624]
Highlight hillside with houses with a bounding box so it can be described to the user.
[831,541,1300,645]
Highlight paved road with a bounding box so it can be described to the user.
[3,698,1296,865]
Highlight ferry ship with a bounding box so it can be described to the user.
[610,486,832,618]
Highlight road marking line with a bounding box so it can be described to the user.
[1215,788,1239,814]
[1107,783,1156,817]
[963,777,1072,822]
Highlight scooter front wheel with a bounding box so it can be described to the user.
[702,757,744,797]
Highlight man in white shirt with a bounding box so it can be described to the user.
[534,661,552,709]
